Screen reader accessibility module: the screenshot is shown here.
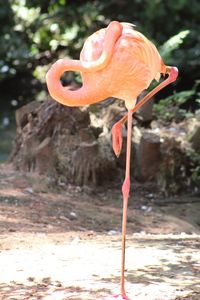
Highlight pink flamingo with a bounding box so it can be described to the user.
[46,21,178,299]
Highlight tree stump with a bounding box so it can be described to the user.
[10,98,117,186]
[136,130,161,181]
[158,137,192,195]
[135,91,154,125]
[190,124,200,153]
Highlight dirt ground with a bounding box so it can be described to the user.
[0,164,200,300]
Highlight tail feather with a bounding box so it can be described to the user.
[121,22,136,29]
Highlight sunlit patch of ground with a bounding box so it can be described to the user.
[0,164,200,299]
[0,233,199,299]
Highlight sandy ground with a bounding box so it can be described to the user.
[0,164,200,300]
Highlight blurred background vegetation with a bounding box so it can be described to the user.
[0,0,200,190]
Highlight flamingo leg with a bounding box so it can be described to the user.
[112,66,178,157]
[120,109,132,298]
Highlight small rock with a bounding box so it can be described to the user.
[108,230,118,236]
[58,179,65,186]
[24,187,34,194]
[146,193,154,199]
[141,205,152,213]
[59,215,70,222]
[27,277,35,282]
[141,205,148,211]
[140,230,146,235]
[87,231,94,236]
[69,211,77,220]
[180,232,186,236]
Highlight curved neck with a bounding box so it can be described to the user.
[46,59,106,107]
[46,59,84,106]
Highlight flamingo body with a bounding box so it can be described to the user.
[80,23,165,109]
[46,22,166,109]
[46,21,178,300]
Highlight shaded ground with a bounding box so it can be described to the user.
[0,164,200,299]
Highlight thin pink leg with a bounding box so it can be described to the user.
[107,67,178,300]
[120,109,132,299]
[104,111,132,300]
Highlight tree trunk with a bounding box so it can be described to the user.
[10,98,117,186]
[136,130,161,181]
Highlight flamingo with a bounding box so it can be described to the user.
[46,21,178,299]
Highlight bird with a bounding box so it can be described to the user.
[46,21,178,300]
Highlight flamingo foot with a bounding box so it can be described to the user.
[112,121,123,157]
[113,295,130,300]
[103,294,130,300]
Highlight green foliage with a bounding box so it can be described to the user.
[0,0,103,83]
[153,91,193,122]
[159,30,190,63]
[154,81,200,122]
